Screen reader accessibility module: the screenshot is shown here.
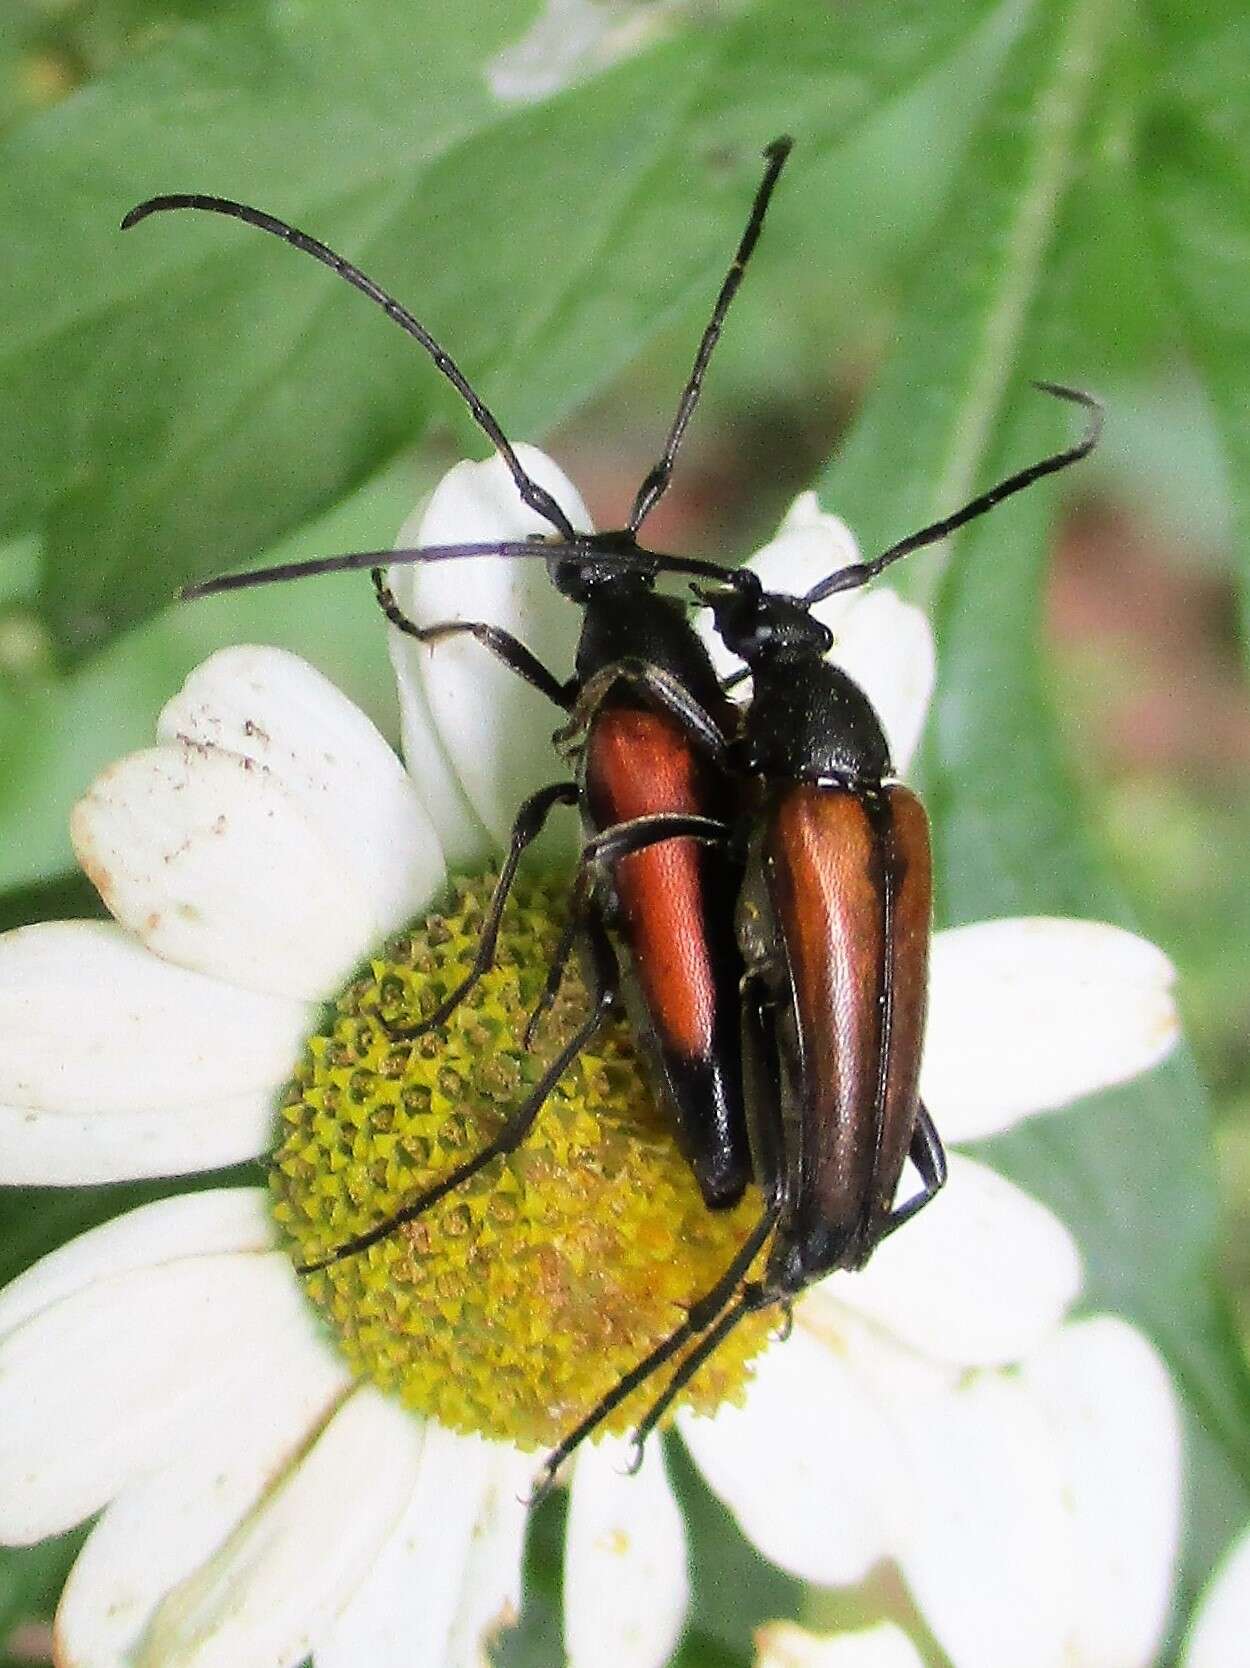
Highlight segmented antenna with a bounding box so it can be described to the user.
[122,193,576,540]
[628,137,795,534]
[806,383,1104,605]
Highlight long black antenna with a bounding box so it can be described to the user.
[179,537,756,601]
[121,193,577,541]
[627,137,794,534]
[805,382,1104,605]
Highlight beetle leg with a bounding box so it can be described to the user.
[529,1201,781,1502]
[879,1100,948,1241]
[738,965,790,1216]
[554,659,731,764]
[299,913,620,1274]
[372,568,575,709]
[582,809,732,867]
[522,810,733,1047]
[625,1276,782,1471]
[382,779,579,1040]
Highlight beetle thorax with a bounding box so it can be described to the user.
[575,585,729,716]
[740,656,893,785]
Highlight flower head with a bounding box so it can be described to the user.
[0,449,1182,1667]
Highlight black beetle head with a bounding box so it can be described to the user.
[710,582,833,667]
[548,531,657,603]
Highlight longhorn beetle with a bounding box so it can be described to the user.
[528,378,1103,1485]
[130,144,1102,1475]
[127,142,803,1265]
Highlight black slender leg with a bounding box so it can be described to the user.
[880,1100,947,1241]
[737,966,790,1223]
[522,885,587,1051]
[383,779,579,1041]
[614,1111,945,1471]
[581,809,732,867]
[299,916,621,1274]
[372,568,574,709]
[529,1201,780,1501]
[554,658,731,765]
[625,1277,781,1469]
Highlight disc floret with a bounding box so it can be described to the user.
[271,873,772,1449]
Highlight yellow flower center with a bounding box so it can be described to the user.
[270,872,774,1449]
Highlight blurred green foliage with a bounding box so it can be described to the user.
[1,0,1249,1663]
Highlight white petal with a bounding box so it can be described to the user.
[443,1445,533,1668]
[923,919,1180,1141]
[0,1250,323,1543]
[312,1422,490,1668]
[754,1620,926,1668]
[137,1388,423,1668]
[679,1326,901,1585]
[157,646,446,935]
[891,1372,1071,1668]
[1185,1521,1250,1668]
[833,1153,1082,1367]
[795,1292,958,1402]
[55,1314,348,1668]
[0,1188,272,1341]
[1021,1317,1181,1668]
[388,626,493,870]
[0,921,311,1115]
[827,588,934,776]
[565,1436,689,1668]
[0,1091,277,1184]
[72,741,379,1002]
[390,447,587,860]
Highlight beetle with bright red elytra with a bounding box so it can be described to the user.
[126,147,807,1256]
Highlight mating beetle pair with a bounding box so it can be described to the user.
[126,137,1101,1469]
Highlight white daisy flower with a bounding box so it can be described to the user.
[0,448,1182,1668]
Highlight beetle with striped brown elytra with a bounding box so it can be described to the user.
[530,375,1102,1480]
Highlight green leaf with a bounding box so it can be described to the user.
[817,0,1250,1626]
[0,1528,83,1668]
[821,0,1112,581]
[1138,2,1250,656]
[934,389,1250,1616]
[0,0,999,657]
[673,1435,802,1667]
